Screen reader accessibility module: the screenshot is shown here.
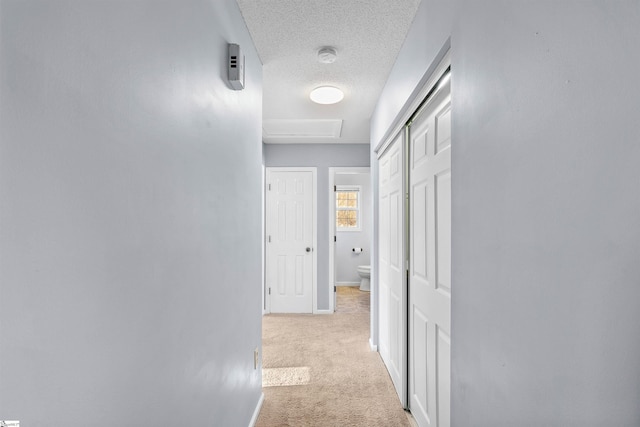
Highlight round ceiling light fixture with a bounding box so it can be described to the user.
[310,86,344,105]
[317,47,338,64]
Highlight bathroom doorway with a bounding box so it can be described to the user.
[328,167,371,312]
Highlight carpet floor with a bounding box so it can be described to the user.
[256,287,411,427]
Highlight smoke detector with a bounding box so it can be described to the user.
[317,47,338,64]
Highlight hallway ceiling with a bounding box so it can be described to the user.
[235,0,422,145]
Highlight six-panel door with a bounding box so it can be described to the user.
[408,80,452,427]
[378,133,407,405]
[266,169,314,313]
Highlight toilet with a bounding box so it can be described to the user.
[357,265,371,292]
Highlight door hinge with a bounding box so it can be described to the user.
[268,183,271,191]
[334,235,337,242]
[334,185,337,192]
[268,287,271,295]
[334,286,337,292]
[268,235,271,243]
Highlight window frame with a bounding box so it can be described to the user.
[335,185,361,232]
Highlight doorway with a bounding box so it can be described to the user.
[265,167,317,313]
[328,167,371,312]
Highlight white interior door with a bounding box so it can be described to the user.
[378,133,407,405]
[266,168,315,313]
[408,79,451,427]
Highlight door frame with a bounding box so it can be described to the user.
[328,167,371,313]
[264,167,318,314]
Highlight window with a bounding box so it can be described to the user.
[336,186,361,231]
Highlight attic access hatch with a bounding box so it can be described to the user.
[263,119,343,142]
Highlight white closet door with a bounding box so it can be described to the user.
[378,132,406,405]
[408,80,451,427]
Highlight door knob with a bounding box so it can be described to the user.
[306,247,311,252]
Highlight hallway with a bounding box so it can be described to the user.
[257,288,412,426]
[3,2,640,425]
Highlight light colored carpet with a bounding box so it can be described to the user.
[257,287,411,427]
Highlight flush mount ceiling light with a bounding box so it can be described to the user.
[317,47,338,64]
[310,86,344,105]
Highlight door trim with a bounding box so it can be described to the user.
[264,167,318,314]
[328,167,371,313]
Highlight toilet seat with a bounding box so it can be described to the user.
[357,265,371,275]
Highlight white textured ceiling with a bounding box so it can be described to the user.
[236,0,421,144]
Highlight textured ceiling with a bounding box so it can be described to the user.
[236,0,422,144]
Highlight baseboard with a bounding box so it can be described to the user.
[314,309,333,315]
[249,392,264,427]
[369,338,378,352]
[336,281,360,287]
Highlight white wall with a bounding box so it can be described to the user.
[0,1,263,425]
[372,0,640,425]
[452,3,640,425]
[263,143,370,310]
[335,173,371,284]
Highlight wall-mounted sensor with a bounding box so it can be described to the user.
[228,44,245,90]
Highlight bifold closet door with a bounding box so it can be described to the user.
[378,132,407,405]
[408,79,452,427]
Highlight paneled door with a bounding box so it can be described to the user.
[378,133,407,405]
[408,79,451,426]
[266,168,315,313]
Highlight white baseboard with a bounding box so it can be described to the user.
[336,281,360,287]
[249,392,264,427]
[369,338,378,352]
